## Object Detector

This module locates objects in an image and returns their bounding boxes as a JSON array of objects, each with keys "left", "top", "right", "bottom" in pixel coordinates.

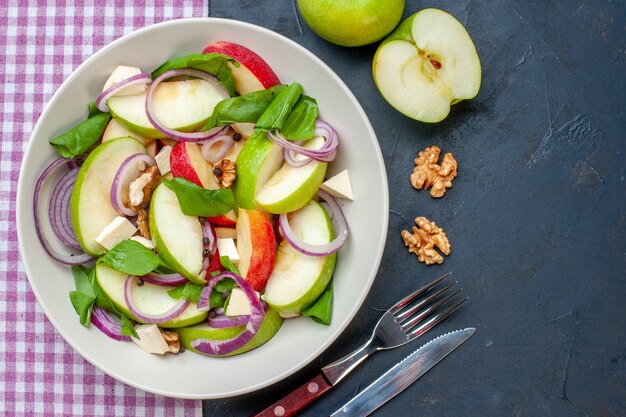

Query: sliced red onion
[
  {"left": 142, "top": 272, "right": 189, "bottom": 287},
  {"left": 48, "top": 168, "right": 81, "bottom": 249},
  {"left": 145, "top": 69, "right": 229, "bottom": 142},
  {"left": 95, "top": 73, "right": 152, "bottom": 112},
  {"left": 34, "top": 157, "right": 95, "bottom": 265},
  {"left": 278, "top": 189, "right": 349, "bottom": 257},
  {"left": 207, "top": 307, "right": 250, "bottom": 328},
  {"left": 91, "top": 305, "right": 132, "bottom": 342},
  {"left": 201, "top": 134, "right": 234, "bottom": 163},
  {"left": 268, "top": 119, "right": 339, "bottom": 166},
  {"left": 202, "top": 221, "right": 217, "bottom": 255},
  {"left": 110, "top": 153, "right": 155, "bottom": 216},
  {"left": 192, "top": 272, "right": 265, "bottom": 355},
  {"left": 124, "top": 276, "right": 190, "bottom": 323}
]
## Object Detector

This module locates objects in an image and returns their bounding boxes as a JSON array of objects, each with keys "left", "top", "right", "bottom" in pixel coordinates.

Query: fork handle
[{"left": 251, "top": 373, "right": 332, "bottom": 417}]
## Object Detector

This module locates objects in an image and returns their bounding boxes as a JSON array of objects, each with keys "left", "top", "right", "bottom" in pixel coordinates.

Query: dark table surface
[{"left": 205, "top": 1, "right": 626, "bottom": 416}]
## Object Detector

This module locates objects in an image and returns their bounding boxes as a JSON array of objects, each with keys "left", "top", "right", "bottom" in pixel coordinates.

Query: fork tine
[
  {"left": 395, "top": 281, "right": 456, "bottom": 322},
  {"left": 407, "top": 297, "right": 468, "bottom": 338},
  {"left": 400, "top": 288, "right": 462, "bottom": 331},
  {"left": 389, "top": 272, "right": 451, "bottom": 314}
]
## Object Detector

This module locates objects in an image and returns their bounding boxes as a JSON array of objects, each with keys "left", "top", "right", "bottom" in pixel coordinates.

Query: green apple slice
[
  {"left": 108, "top": 79, "right": 226, "bottom": 138},
  {"left": 264, "top": 201, "right": 336, "bottom": 313},
  {"left": 255, "top": 136, "right": 327, "bottom": 214},
  {"left": 149, "top": 183, "right": 204, "bottom": 283},
  {"left": 373, "top": 8, "right": 481, "bottom": 123},
  {"left": 70, "top": 137, "right": 145, "bottom": 256},
  {"left": 177, "top": 308, "right": 283, "bottom": 356},
  {"left": 95, "top": 263, "right": 207, "bottom": 328},
  {"left": 233, "top": 132, "right": 284, "bottom": 210}
]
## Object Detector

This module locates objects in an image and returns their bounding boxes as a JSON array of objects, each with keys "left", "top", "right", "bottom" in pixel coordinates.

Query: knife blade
[{"left": 331, "top": 327, "right": 476, "bottom": 417}]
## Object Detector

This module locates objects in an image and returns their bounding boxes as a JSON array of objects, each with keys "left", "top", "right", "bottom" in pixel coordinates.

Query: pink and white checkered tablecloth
[{"left": 0, "top": 1, "right": 208, "bottom": 415}]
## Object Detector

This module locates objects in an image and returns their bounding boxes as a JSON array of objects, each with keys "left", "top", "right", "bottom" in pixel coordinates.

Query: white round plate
[{"left": 16, "top": 18, "right": 388, "bottom": 399}]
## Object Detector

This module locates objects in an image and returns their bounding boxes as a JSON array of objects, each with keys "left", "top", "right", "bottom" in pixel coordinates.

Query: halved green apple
[
  {"left": 70, "top": 137, "right": 146, "bottom": 255},
  {"left": 264, "top": 201, "right": 336, "bottom": 313},
  {"left": 149, "top": 183, "right": 204, "bottom": 283},
  {"left": 233, "top": 132, "right": 283, "bottom": 210},
  {"left": 177, "top": 308, "right": 283, "bottom": 356},
  {"left": 108, "top": 79, "right": 226, "bottom": 138},
  {"left": 95, "top": 263, "right": 207, "bottom": 328},
  {"left": 255, "top": 136, "right": 327, "bottom": 214},
  {"left": 373, "top": 8, "right": 481, "bottom": 123}
]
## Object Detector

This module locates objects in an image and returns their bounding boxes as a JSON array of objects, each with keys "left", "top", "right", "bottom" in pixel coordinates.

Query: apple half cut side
[
  {"left": 202, "top": 41, "right": 281, "bottom": 95},
  {"left": 177, "top": 308, "right": 283, "bottom": 356},
  {"left": 373, "top": 8, "right": 481, "bottom": 123},
  {"left": 149, "top": 183, "right": 205, "bottom": 283},
  {"left": 108, "top": 79, "right": 226, "bottom": 138},
  {"left": 170, "top": 141, "right": 220, "bottom": 189},
  {"left": 264, "top": 200, "right": 336, "bottom": 314},
  {"left": 70, "top": 137, "right": 146, "bottom": 256},
  {"left": 95, "top": 263, "right": 207, "bottom": 328},
  {"left": 236, "top": 209, "right": 276, "bottom": 291}
]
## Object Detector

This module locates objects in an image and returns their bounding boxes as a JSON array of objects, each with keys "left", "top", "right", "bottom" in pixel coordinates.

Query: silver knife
[{"left": 331, "top": 328, "right": 476, "bottom": 417}]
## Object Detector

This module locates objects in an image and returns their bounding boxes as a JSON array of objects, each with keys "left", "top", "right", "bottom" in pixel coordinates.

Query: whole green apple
[{"left": 297, "top": 0, "right": 405, "bottom": 47}]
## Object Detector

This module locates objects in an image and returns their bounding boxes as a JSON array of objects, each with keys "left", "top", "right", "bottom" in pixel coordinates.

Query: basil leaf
[
  {"left": 219, "top": 256, "right": 240, "bottom": 275},
  {"left": 202, "top": 85, "right": 287, "bottom": 130},
  {"left": 167, "top": 282, "right": 204, "bottom": 303},
  {"left": 50, "top": 113, "right": 111, "bottom": 159},
  {"left": 72, "top": 265, "right": 96, "bottom": 299},
  {"left": 69, "top": 266, "right": 96, "bottom": 326},
  {"left": 99, "top": 239, "right": 159, "bottom": 276},
  {"left": 87, "top": 101, "right": 103, "bottom": 118},
  {"left": 255, "top": 83, "right": 303, "bottom": 132},
  {"left": 302, "top": 280, "right": 333, "bottom": 325},
  {"left": 281, "top": 95, "right": 318, "bottom": 140},
  {"left": 164, "top": 178, "right": 234, "bottom": 217},
  {"left": 151, "top": 53, "right": 237, "bottom": 96},
  {"left": 210, "top": 290, "right": 226, "bottom": 309}
]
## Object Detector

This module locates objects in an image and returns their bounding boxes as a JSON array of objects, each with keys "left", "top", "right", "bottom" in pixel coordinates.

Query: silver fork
[{"left": 252, "top": 273, "right": 467, "bottom": 417}]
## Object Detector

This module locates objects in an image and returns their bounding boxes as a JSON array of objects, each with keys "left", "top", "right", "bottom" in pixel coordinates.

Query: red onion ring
[
  {"left": 192, "top": 272, "right": 265, "bottom": 355},
  {"left": 142, "top": 272, "right": 189, "bottom": 287},
  {"left": 95, "top": 73, "right": 152, "bottom": 112},
  {"left": 267, "top": 119, "right": 339, "bottom": 166},
  {"left": 207, "top": 307, "right": 250, "bottom": 328},
  {"left": 48, "top": 168, "right": 81, "bottom": 249},
  {"left": 124, "top": 276, "right": 190, "bottom": 323},
  {"left": 110, "top": 153, "right": 155, "bottom": 216},
  {"left": 91, "top": 305, "right": 132, "bottom": 342},
  {"left": 145, "top": 69, "right": 229, "bottom": 142},
  {"left": 33, "top": 157, "right": 95, "bottom": 265},
  {"left": 201, "top": 135, "right": 234, "bottom": 163},
  {"left": 278, "top": 189, "right": 349, "bottom": 257}
]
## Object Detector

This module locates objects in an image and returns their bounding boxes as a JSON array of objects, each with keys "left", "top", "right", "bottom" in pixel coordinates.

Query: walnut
[
  {"left": 213, "top": 159, "right": 236, "bottom": 188},
  {"left": 129, "top": 166, "right": 161, "bottom": 210},
  {"left": 410, "top": 146, "right": 457, "bottom": 198},
  {"left": 136, "top": 209, "right": 150, "bottom": 239},
  {"left": 401, "top": 217, "right": 451, "bottom": 265},
  {"left": 160, "top": 329, "right": 181, "bottom": 354}
]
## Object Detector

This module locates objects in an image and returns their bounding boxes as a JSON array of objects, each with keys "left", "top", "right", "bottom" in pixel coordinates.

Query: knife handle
[{"left": 251, "top": 373, "right": 332, "bottom": 417}]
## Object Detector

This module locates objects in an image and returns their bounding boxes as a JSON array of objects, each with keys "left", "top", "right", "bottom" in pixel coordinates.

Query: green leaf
[
  {"left": 302, "top": 280, "right": 333, "bottom": 325},
  {"left": 255, "top": 83, "right": 303, "bottom": 132},
  {"left": 72, "top": 265, "right": 95, "bottom": 299},
  {"left": 69, "top": 291, "right": 95, "bottom": 326},
  {"left": 164, "top": 178, "right": 234, "bottom": 217},
  {"left": 202, "top": 85, "right": 287, "bottom": 130},
  {"left": 151, "top": 53, "right": 237, "bottom": 96},
  {"left": 219, "top": 256, "right": 240, "bottom": 275},
  {"left": 50, "top": 113, "right": 111, "bottom": 159},
  {"left": 99, "top": 239, "right": 159, "bottom": 276},
  {"left": 119, "top": 314, "right": 139, "bottom": 338},
  {"left": 281, "top": 95, "right": 318, "bottom": 140},
  {"left": 87, "top": 101, "right": 104, "bottom": 118},
  {"left": 167, "top": 282, "right": 205, "bottom": 303}
]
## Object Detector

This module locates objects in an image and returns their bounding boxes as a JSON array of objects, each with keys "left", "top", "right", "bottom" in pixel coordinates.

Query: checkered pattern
[{"left": 0, "top": 1, "right": 208, "bottom": 415}]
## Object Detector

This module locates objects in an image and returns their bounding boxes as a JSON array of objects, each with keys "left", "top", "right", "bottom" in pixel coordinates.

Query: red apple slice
[
  {"left": 170, "top": 141, "right": 219, "bottom": 189},
  {"left": 202, "top": 42, "right": 281, "bottom": 95},
  {"left": 208, "top": 209, "right": 237, "bottom": 227},
  {"left": 236, "top": 209, "right": 276, "bottom": 291}
]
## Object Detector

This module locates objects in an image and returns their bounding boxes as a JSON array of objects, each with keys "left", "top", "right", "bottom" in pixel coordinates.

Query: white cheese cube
[
  {"left": 130, "top": 235, "right": 155, "bottom": 250},
  {"left": 215, "top": 227, "right": 237, "bottom": 239},
  {"left": 102, "top": 65, "right": 146, "bottom": 96},
  {"left": 225, "top": 287, "right": 260, "bottom": 317},
  {"left": 131, "top": 324, "right": 169, "bottom": 354},
  {"left": 320, "top": 169, "right": 354, "bottom": 201},
  {"left": 95, "top": 216, "right": 138, "bottom": 250},
  {"left": 217, "top": 238, "right": 240, "bottom": 264},
  {"left": 154, "top": 145, "right": 172, "bottom": 175}
]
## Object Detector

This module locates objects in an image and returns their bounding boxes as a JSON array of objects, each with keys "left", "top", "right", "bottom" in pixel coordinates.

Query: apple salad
[{"left": 34, "top": 42, "right": 352, "bottom": 357}]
